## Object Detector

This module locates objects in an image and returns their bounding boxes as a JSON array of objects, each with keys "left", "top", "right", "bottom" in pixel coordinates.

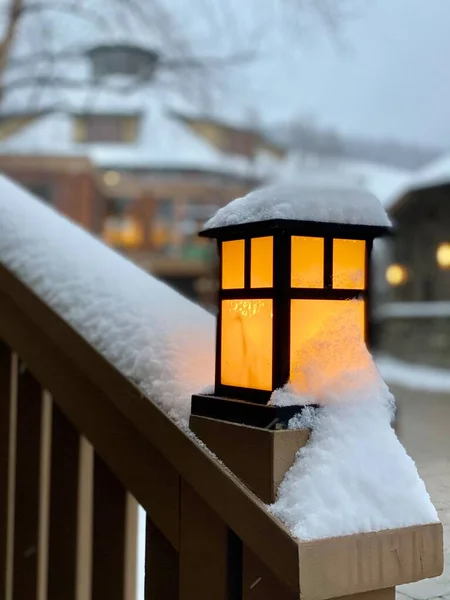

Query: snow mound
[
  {"left": 271, "top": 311, "right": 437, "bottom": 540},
  {"left": 204, "top": 183, "right": 391, "bottom": 230},
  {"left": 0, "top": 176, "right": 215, "bottom": 424},
  {"left": 270, "top": 357, "right": 438, "bottom": 541}
]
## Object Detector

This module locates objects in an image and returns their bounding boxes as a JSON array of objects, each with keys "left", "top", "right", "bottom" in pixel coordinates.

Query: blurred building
[
  {"left": 0, "top": 153, "right": 105, "bottom": 233},
  {"left": 0, "top": 40, "right": 285, "bottom": 305},
  {"left": 376, "top": 155, "right": 450, "bottom": 367}
]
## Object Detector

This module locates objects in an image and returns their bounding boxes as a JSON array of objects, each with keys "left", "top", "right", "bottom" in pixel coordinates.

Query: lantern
[{"left": 191, "top": 188, "right": 391, "bottom": 429}]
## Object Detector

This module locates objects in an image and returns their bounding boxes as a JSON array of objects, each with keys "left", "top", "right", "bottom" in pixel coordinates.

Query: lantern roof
[{"left": 202, "top": 183, "right": 391, "bottom": 239}]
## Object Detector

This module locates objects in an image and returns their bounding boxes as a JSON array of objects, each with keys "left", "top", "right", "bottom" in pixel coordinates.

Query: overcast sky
[{"left": 236, "top": 0, "right": 450, "bottom": 149}]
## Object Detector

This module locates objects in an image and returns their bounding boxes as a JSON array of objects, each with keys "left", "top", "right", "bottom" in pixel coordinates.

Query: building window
[
  {"left": 73, "top": 114, "right": 140, "bottom": 144},
  {"left": 87, "top": 44, "right": 159, "bottom": 80}
]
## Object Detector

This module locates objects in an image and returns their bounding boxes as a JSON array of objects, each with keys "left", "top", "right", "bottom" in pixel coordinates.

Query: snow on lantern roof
[{"left": 203, "top": 183, "right": 392, "bottom": 234}]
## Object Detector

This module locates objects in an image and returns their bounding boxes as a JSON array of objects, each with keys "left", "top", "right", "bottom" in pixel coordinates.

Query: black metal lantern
[{"left": 191, "top": 212, "right": 390, "bottom": 429}]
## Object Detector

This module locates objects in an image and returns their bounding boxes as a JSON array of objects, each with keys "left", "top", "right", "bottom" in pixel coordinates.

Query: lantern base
[{"left": 191, "top": 393, "right": 318, "bottom": 430}]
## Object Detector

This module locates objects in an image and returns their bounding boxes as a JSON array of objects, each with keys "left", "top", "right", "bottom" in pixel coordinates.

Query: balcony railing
[{"left": 0, "top": 181, "right": 299, "bottom": 600}]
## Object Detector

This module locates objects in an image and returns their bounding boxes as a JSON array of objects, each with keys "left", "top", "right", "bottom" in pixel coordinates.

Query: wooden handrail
[{"left": 0, "top": 261, "right": 300, "bottom": 592}]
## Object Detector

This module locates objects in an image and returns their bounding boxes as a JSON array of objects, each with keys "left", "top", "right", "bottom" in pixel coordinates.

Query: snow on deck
[
  {"left": 204, "top": 183, "right": 391, "bottom": 230},
  {"left": 377, "top": 355, "right": 450, "bottom": 394},
  {"left": 377, "top": 301, "right": 450, "bottom": 319}
]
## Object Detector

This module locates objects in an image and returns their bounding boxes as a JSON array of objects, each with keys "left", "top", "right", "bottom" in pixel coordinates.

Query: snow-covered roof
[
  {"left": 383, "top": 153, "right": 450, "bottom": 211},
  {"left": 0, "top": 0, "right": 285, "bottom": 178},
  {"left": 0, "top": 100, "right": 281, "bottom": 179},
  {"left": 204, "top": 183, "right": 391, "bottom": 231},
  {"left": 275, "top": 153, "right": 412, "bottom": 209}
]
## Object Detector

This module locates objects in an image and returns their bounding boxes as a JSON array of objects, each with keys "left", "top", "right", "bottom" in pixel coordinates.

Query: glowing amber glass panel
[
  {"left": 291, "top": 236, "right": 324, "bottom": 288},
  {"left": 221, "top": 239, "right": 245, "bottom": 289},
  {"left": 221, "top": 299, "right": 273, "bottom": 390},
  {"left": 333, "top": 239, "right": 366, "bottom": 289},
  {"left": 251, "top": 236, "right": 273, "bottom": 288},
  {"left": 290, "top": 299, "right": 365, "bottom": 392}
]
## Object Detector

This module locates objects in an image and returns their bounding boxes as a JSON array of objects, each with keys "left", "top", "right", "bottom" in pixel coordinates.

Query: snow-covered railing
[
  {"left": 0, "top": 178, "right": 444, "bottom": 600},
  {"left": 0, "top": 179, "right": 299, "bottom": 599}
]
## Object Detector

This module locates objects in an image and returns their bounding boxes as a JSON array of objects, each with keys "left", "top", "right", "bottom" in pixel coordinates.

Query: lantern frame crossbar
[
  {"left": 220, "top": 289, "right": 365, "bottom": 301},
  {"left": 200, "top": 219, "right": 390, "bottom": 241}
]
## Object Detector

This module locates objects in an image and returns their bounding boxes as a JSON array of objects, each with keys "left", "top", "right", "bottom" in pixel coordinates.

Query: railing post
[
  {"left": 92, "top": 452, "right": 130, "bottom": 600},
  {"left": 124, "top": 494, "right": 139, "bottom": 600},
  {"left": 12, "top": 363, "right": 44, "bottom": 600},
  {"left": 179, "top": 479, "right": 242, "bottom": 600},
  {"left": 37, "top": 391, "right": 52, "bottom": 600},
  {"left": 76, "top": 438, "right": 94, "bottom": 600},
  {"left": 47, "top": 401, "right": 82, "bottom": 600},
  {"left": 145, "top": 517, "right": 179, "bottom": 599},
  {"left": 242, "top": 546, "right": 296, "bottom": 600},
  {"left": 0, "top": 343, "right": 17, "bottom": 600}
]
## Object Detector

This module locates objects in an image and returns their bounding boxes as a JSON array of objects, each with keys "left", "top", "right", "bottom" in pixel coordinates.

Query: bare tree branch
[
  {"left": 0, "top": 1, "right": 112, "bottom": 31},
  {"left": 0, "top": 0, "right": 353, "bottom": 112},
  {"left": 0, "top": 0, "right": 23, "bottom": 78}
]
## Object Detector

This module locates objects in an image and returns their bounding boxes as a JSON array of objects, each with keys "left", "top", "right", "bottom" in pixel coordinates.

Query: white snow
[
  {"left": 270, "top": 308, "right": 437, "bottom": 540},
  {"left": 377, "top": 301, "right": 450, "bottom": 319},
  {"left": 377, "top": 355, "right": 450, "bottom": 393},
  {"left": 0, "top": 176, "right": 215, "bottom": 424},
  {"left": 271, "top": 353, "right": 439, "bottom": 541},
  {"left": 204, "top": 183, "right": 391, "bottom": 230}
]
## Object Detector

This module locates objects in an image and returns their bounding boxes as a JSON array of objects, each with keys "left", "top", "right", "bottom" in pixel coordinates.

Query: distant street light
[
  {"left": 437, "top": 243, "right": 450, "bottom": 269},
  {"left": 385, "top": 263, "right": 409, "bottom": 286}
]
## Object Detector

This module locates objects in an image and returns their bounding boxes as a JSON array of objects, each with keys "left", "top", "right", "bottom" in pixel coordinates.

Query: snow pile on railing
[
  {"left": 0, "top": 176, "right": 214, "bottom": 424},
  {"left": 271, "top": 329, "right": 439, "bottom": 540}
]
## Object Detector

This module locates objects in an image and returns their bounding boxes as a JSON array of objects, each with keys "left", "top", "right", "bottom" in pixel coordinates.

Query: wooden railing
[{"left": 0, "top": 259, "right": 300, "bottom": 599}]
